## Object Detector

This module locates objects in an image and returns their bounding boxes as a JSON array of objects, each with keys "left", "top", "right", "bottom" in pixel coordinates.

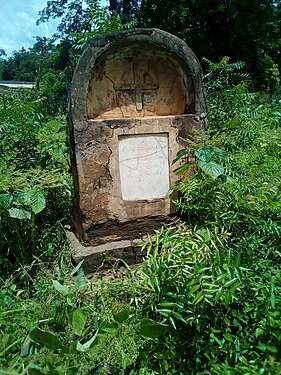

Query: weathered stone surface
[
  {"left": 67, "top": 229, "right": 146, "bottom": 273},
  {"left": 85, "top": 216, "right": 173, "bottom": 245},
  {"left": 87, "top": 45, "right": 189, "bottom": 119},
  {"left": 68, "top": 28, "right": 207, "bottom": 266}
]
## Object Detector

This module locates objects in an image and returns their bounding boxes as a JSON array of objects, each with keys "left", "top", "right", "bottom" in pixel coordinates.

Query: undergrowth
[
  {"left": 0, "top": 60, "right": 280, "bottom": 374},
  {"left": 0, "top": 90, "right": 71, "bottom": 275}
]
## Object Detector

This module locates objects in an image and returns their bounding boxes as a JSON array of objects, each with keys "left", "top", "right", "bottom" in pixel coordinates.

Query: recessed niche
[{"left": 87, "top": 44, "right": 194, "bottom": 119}]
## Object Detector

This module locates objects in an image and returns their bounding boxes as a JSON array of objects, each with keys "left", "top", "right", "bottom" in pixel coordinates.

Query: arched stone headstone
[{"left": 68, "top": 28, "right": 207, "bottom": 271}]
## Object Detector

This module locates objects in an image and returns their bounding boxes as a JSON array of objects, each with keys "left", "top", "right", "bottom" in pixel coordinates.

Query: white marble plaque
[{"left": 118, "top": 133, "right": 170, "bottom": 200}]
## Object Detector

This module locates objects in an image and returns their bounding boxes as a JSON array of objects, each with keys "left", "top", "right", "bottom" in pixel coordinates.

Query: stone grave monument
[{"left": 67, "top": 28, "right": 207, "bottom": 272}]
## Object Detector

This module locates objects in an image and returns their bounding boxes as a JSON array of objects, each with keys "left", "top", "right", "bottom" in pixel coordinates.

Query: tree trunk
[
  {"left": 109, "top": 0, "right": 118, "bottom": 11},
  {"left": 122, "top": 0, "right": 131, "bottom": 16}
]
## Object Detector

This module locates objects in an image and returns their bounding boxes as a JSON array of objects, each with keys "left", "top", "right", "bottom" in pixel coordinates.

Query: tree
[
  {"left": 0, "top": 49, "right": 6, "bottom": 60},
  {"left": 31, "top": 37, "right": 55, "bottom": 55},
  {"left": 37, "top": 0, "right": 93, "bottom": 39},
  {"left": 36, "top": 0, "right": 281, "bottom": 90},
  {"left": 0, "top": 50, "right": 7, "bottom": 77},
  {"left": 37, "top": 1, "right": 138, "bottom": 39},
  {"left": 139, "top": 0, "right": 281, "bottom": 90}
]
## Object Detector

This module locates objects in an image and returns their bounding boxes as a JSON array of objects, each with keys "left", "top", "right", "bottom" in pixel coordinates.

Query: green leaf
[
  {"left": 76, "top": 330, "right": 99, "bottom": 352},
  {"left": 198, "top": 160, "right": 224, "bottom": 179},
  {"left": 21, "top": 335, "right": 32, "bottom": 357},
  {"left": 210, "top": 333, "right": 223, "bottom": 346},
  {"left": 58, "top": 255, "right": 66, "bottom": 277},
  {"left": 8, "top": 207, "right": 31, "bottom": 220},
  {"left": 197, "top": 228, "right": 211, "bottom": 242},
  {"left": 224, "top": 278, "right": 238, "bottom": 287},
  {"left": 12, "top": 188, "right": 46, "bottom": 214},
  {"left": 140, "top": 319, "right": 170, "bottom": 339},
  {"left": 195, "top": 146, "right": 214, "bottom": 162},
  {"left": 213, "top": 147, "right": 227, "bottom": 160},
  {"left": 100, "top": 321, "right": 118, "bottom": 333},
  {"left": 29, "top": 190, "right": 46, "bottom": 214},
  {"left": 225, "top": 292, "right": 231, "bottom": 307},
  {"left": 255, "top": 328, "right": 263, "bottom": 338},
  {"left": 41, "top": 143, "right": 53, "bottom": 151},
  {"left": 169, "top": 316, "right": 176, "bottom": 329},
  {"left": 192, "top": 290, "right": 204, "bottom": 305},
  {"left": 257, "top": 344, "right": 267, "bottom": 351},
  {"left": 70, "top": 259, "right": 84, "bottom": 276},
  {"left": 267, "top": 346, "right": 278, "bottom": 353},
  {"left": 74, "top": 267, "right": 86, "bottom": 289},
  {"left": 14, "top": 188, "right": 32, "bottom": 205},
  {"left": 225, "top": 175, "right": 237, "bottom": 185},
  {"left": 72, "top": 309, "right": 87, "bottom": 336},
  {"left": 161, "top": 301, "right": 176, "bottom": 308},
  {"left": 157, "top": 308, "right": 172, "bottom": 316},
  {"left": 55, "top": 145, "right": 68, "bottom": 154},
  {"left": 30, "top": 327, "right": 63, "bottom": 350},
  {"left": 234, "top": 267, "right": 242, "bottom": 281},
  {"left": 173, "top": 163, "right": 190, "bottom": 175},
  {"left": 270, "top": 292, "right": 276, "bottom": 308},
  {"left": 172, "top": 311, "right": 186, "bottom": 323},
  {"left": 76, "top": 341, "right": 86, "bottom": 352},
  {"left": 162, "top": 359, "right": 169, "bottom": 372},
  {"left": 223, "top": 333, "right": 233, "bottom": 341},
  {"left": 172, "top": 149, "right": 188, "bottom": 164},
  {"left": 189, "top": 284, "right": 201, "bottom": 294},
  {"left": 270, "top": 279, "right": 276, "bottom": 308},
  {"left": 0, "top": 193, "right": 13, "bottom": 212},
  {"left": 52, "top": 280, "right": 69, "bottom": 296},
  {"left": 154, "top": 352, "right": 164, "bottom": 359},
  {"left": 28, "top": 367, "right": 45, "bottom": 375},
  {"left": 113, "top": 308, "right": 130, "bottom": 323}
]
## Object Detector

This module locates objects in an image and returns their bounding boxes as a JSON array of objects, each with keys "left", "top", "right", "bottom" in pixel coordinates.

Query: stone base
[{"left": 66, "top": 229, "right": 147, "bottom": 273}]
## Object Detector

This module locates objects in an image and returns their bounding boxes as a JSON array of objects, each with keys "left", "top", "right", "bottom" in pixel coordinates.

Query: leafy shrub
[
  {"left": 39, "top": 70, "right": 67, "bottom": 117},
  {"left": 133, "top": 226, "right": 281, "bottom": 374},
  {"left": 131, "top": 61, "right": 281, "bottom": 374},
  {"left": 0, "top": 91, "right": 71, "bottom": 273},
  {"left": 0, "top": 261, "right": 144, "bottom": 375}
]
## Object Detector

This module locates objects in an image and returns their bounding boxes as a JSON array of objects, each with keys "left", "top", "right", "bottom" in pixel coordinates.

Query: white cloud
[{"left": 0, "top": 0, "right": 110, "bottom": 56}]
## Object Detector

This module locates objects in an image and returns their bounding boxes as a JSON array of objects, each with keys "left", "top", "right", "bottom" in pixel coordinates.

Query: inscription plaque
[{"left": 118, "top": 134, "right": 169, "bottom": 200}]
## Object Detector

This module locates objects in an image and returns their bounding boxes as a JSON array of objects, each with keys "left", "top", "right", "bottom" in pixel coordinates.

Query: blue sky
[
  {"left": 0, "top": 0, "right": 61, "bottom": 56},
  {"left": 0, "top": 0, "right": 108, "bottom": 57}
]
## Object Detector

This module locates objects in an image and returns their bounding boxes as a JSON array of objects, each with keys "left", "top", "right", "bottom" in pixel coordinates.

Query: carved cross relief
[{"left": 114, "top": 63, "right": 159, "bottom": 111}]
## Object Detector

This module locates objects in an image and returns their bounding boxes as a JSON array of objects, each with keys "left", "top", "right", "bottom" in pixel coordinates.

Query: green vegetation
[
  {"left": 0, "top": 89, "right": 71, "bottom": 274},
  {"left": 0, "top": 1, "right": 281, "bottom": 374},
  {"left": 1, "top": 1, "right": 281, "bottom": 91},
  {"left": 1, "top": 58, "right": 280, "bottom": 374},
  {"left": 32, "top": 0, "right": 281, "bottom": 91}
]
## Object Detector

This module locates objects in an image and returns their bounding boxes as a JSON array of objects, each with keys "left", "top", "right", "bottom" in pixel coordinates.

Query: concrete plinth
[{"left": 66, "top": 229, "right": 147, "bottom": 273}]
